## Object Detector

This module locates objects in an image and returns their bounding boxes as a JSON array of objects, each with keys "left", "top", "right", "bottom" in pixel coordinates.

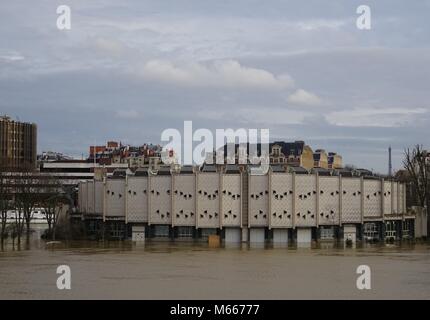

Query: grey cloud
[{"left": 1, "top": 0, "right": 430, "bottom": 173}]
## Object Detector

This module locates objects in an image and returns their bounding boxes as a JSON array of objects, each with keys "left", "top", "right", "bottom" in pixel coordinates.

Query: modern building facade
[
  {"left": 0, "top": 115, "right": 37, "bottom": 169},
  {"left": 76, "top": 165, "right": 414, "bottom": 243}
]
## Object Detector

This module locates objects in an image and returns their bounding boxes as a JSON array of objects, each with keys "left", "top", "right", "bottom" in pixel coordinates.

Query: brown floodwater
[{"left": 0, "top": 225, "right": 429, "bottom": 300}]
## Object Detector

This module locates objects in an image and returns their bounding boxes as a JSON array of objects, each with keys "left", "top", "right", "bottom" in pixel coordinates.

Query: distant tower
[{"left": 388, "top": 146, "right": 392, "bottom": 177}]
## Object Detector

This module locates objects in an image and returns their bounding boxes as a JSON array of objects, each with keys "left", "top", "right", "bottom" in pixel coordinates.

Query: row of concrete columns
[{"left": 131, "top": 225, "right": 358, "bottom": 245}]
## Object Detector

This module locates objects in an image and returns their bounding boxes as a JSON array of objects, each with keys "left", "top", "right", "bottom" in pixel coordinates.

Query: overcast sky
[{"left": 1, "top": 0, "right": 429, "bottom": 172}]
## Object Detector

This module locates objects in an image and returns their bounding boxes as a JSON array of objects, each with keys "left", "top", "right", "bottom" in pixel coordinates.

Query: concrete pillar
[
  {"left": 224, "top": 228, "right": 241, "bottom": 243},
  {"left": 273, "top": 229, "right": 288, "bottom": 245},
  {"left": 413, "top": 206, "right": 428, "bottom": 238},
  {"left": 297, "top": 228, "right": 312, "bottom": 246},
  {"left": 241, "top": 227, "right": 249, "bottom": 242},
  {"left": 249, "top": 228, "right": 265, "bottom": 243},
  {"left": 132, "top": 225, "right": 146, "bottom": 242}
]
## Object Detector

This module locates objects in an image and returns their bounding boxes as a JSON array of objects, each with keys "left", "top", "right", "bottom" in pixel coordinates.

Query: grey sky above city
[{"left": 1, "top": 0, "right": 429, "bottom": 172}]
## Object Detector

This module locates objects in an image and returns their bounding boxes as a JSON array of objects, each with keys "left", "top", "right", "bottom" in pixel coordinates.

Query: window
[
  {"left": 88, "top": 220, "right": 100, "bottom": 234},
  {"left": 385, "top": 221, "right": 396, "bottom": 239},
  {"left": 154, "top": 225, "right": 169, "bottom": 237},
  {"left": 320, "top": 227, "right": 334, "bottom": 240},
  {"left": 402, "top": 220, "right": 411, "bottom": 239},
  {"left": 364, "top": 223, "right": 379, "bottom": 241},
  {"left": 177, "top": 226, "right": 193, "bottom": 237},
  {"left": 109, "top": 223, "right": 125, "bottom": 239}
]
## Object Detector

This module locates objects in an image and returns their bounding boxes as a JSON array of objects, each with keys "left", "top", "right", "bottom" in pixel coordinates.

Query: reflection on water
[
  {"left": 0, "top": 224, "right": 429, "bottom": 299},
  {"left": 0, "top": 223, "right": 427, "bottom": 254}
]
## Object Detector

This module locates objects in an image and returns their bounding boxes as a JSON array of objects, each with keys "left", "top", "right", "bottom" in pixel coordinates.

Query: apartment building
[{"left": 0, "top": 115, "right": 37, "bottom": 169}]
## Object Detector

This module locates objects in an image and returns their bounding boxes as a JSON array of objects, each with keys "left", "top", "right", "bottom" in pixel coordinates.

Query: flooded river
[{"left": 0, "top": 226, "right": 429, "bottom": 299}]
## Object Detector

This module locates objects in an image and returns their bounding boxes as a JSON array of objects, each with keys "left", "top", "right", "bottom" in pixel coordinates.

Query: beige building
[
  {"left": 126, "top": 154, "right": 146, "bottom": 168},
  {"left": 328, "top": 152, "right": 343, "bottom": 169},
  {"left": 217, "top": 141, "right": 340, "bottom": 171},
  {"left": 313, "top": 149, "right": 329, "bottom": 169},
  {"left": 270, "top": 141, "right": 314, "bottom": 170},
  {"left": 0, "top": 115, "right": 37, "bottom": 169},
  {"left": 313, "top": 150, "right": 343, "bottom": 169}
]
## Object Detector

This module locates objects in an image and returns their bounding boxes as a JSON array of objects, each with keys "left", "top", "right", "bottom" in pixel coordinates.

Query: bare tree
[
  {"left": 8, "top": 224, "right": 18, "bottom": 250},
  {"left": 13, "top": 165, "right": 39, "bottom": 245},
  {"left": 45, "top": 200, "right": 64, "bottom": 241},
  {"left": 12, "top": 199, "right": 26, "bottom": 247},
  {"left": 41, "top": 175, "right": 64, "bottom": 240},
  {"left": 0, "top": 168, "right": 11, "bottom": 250},
  {"left": 344, "top": 164, "right": 357, "bottom": 171},
  {"left": 403, "top": 145, "right": 430, "bottom": 229}
]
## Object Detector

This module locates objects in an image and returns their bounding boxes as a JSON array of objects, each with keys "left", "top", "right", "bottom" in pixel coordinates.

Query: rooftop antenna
[{"left": 388, "top": 145, "right": 392, "bottom": 177}]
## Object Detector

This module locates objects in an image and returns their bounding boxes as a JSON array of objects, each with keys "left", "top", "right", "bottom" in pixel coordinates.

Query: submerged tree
[
  {"left": 41, "top": 175, "right": 64, "bottom": 240},
  {"left": 13, "top": 165, "right": 40, "bottom": 245},
  {"left": 403, "top": 145, "right": 430, "bottom": 229},
  {"left": 0, "top": 168, "right": 11, "bottom": 250}
]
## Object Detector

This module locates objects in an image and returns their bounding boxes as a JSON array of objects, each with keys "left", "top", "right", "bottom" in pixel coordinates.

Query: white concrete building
[{"left": 77, "top": 165, "right": 416, "bottom": 243}]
